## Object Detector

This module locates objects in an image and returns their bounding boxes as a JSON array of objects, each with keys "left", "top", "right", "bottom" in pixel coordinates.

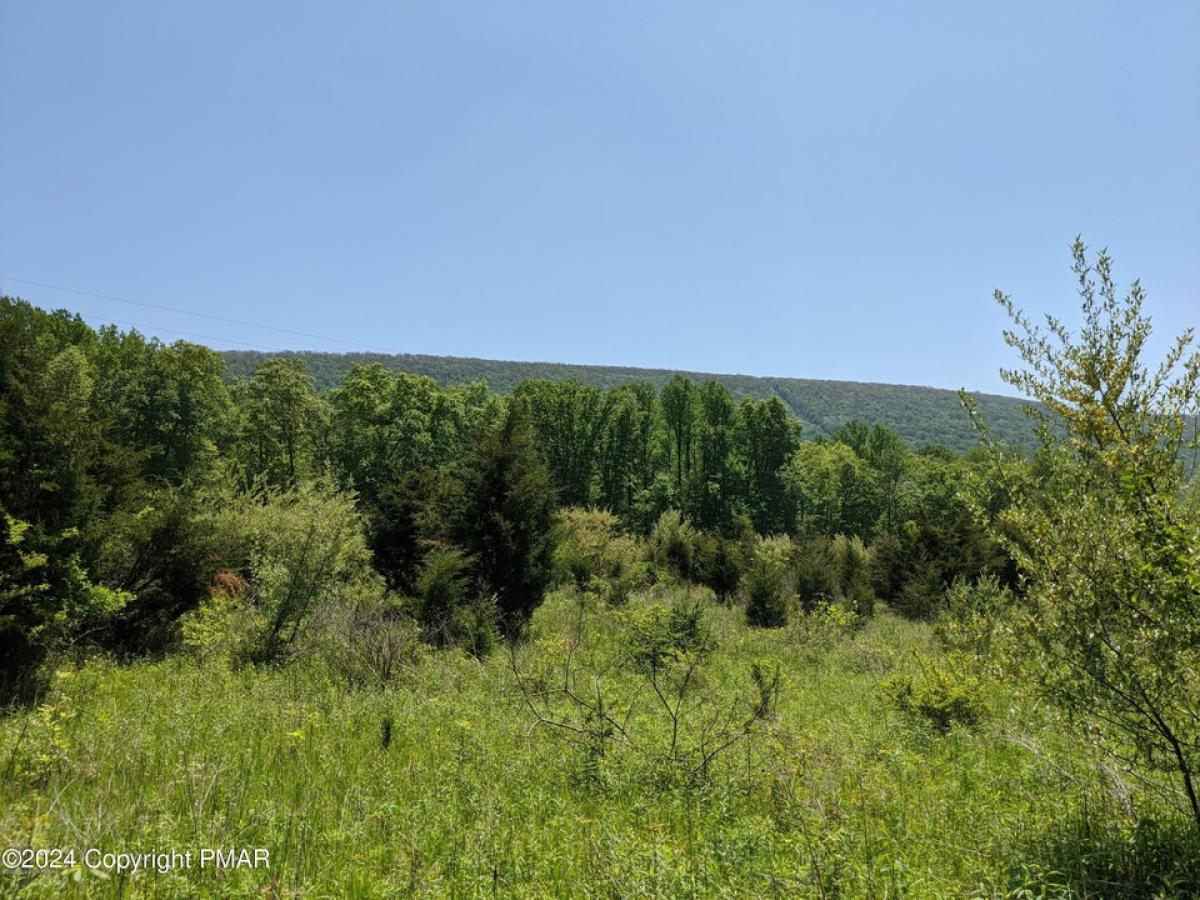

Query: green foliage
[
  {"left": 659, "top": 375, "right": 699, "bottom": 497},
  {"left": 314, "top": 590, "right": 423, "bottom": 687},
  {"left": 789, "top": 536, "right": 840, "bottom": 610},
  {"left": 742, "top": 536, "right": 791, "bottom": 628},
  {"left": 551, "top": 507, "right": 645, "bottom": 607},
  {"left": 737, "top": 396, "right": 800, "bottom": 534},
  {"left": 831, "top": 534, "right": 875, "bottom": 620},
  {"left": 230, "top": 357, "right": 326, "bottom": 489},
  {"left": 893, "top": 561, "right": 944, "bottom": 621},
  {"left": 784, "top": 440, "right": 879, "bottom": 537},
  {"left": 327, "top": 364, "right": 486, "bottom": 507},
  {"left": 0, "top": 511, "right": 130, "bottom": 699},
  {"left": 883, "top": 661, "right": 985, "bottom": 733},
  {"left": 96, "top": 337, "right": 231, "bottom": 483},
  {"left": 455, "top": 405, "right": 558, "bottom": 638},
  {"left": 513, "top": 380, "right": 608, "bottom": 507},
  {"left": 595, "top": 383, "right": 657, "bottom": 520},
  {"left": 626, "top": 595, "right": 715, "bottom": 673},
  {"left": 688, "top": 380, "right": 738, "bottom": 531},
  {"left": 967, "top": 238, "right": 1200, "bottom": 832},
  {"left": 938, "top": 574, "right": 1015, "bottom": 671},
  {"left": 692, "top": 532, "right": 747, "bottom": 603},
  {"left": 869, "top": 453, "right": 1014, "bottom": 620},
  {"left": 95, "top": 484, "right": 238, "bottom": 653},
  {"left": 181, "top": 482, "right": 376, "bottom": 664},
  {"left": 220, "top": 348, "right": 1038, "bottom": 452},
  {"left": 789, "top": 596, "right": 860, "bottom": 651},
  {"left": 179, "top": 573, "right": 259, "bottom": 662},
  {"left": 411, "top": 546, "right": 497, "bottom": 656},
  {"left": 364, "top": 470, "right": 438, "bottom": 595},
  {"left": 647, "top": 509, "right": 699, "bottom": 581},
  {"left": 413, "top": 547, "right": 471, "bottom": 645}
]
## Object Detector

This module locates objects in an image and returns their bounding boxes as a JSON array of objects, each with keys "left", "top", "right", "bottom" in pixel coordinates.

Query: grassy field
[{"left": 2, "top": 589, "right": 1197, "bottom": 898}]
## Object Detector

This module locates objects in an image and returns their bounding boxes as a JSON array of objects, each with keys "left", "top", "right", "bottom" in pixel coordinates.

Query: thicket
[{"left": 0, "top": 293, "right": 1017, "bottom": 701}]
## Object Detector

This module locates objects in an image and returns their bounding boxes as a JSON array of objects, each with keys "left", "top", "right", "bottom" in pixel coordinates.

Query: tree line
[
  {"left": 0, "top": 294, "right": 1006, "bottom": 694},
  {"left": 219, "top": 349, "right": 1041, "bottom": 453}
]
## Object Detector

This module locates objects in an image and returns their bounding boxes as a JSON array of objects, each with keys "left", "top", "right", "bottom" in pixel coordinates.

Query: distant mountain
[{"left": 220, "top": 350, "right": 1036, "bottom": 453}]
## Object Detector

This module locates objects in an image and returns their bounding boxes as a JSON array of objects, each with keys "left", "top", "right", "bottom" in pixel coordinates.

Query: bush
[
  {"left": 938, "top": 574, "right": 1015, "bottom": 673},
  {"left": 180, "top": 571, "right": 260, "bottom": 661},
  {"left": 648, "top": 510, "right": 700, "bottom": 581},
  {"left": 627, "top": 596, "right": 715, "bottom": 673},
  {"left": 94, "top": 484, "right": 232, "bottom": 655},
  {"left": 790, "top": 598, "right": 859, "bottom": 653},
  {"left": 832, "top": 535, "right": 875, "bottom": 620},
  {"left": 893, "top": 562, "right": 943, "bottom": 621},
  {"left": 791, "top": 537, "right": 840, "bottom": 612},
  {"left": 743, "top": 537, "right": 791, "bottom": 628},
  {"left": 552, "top": 507, "right": 643, "bottom": 600},
  {"left": 454, "top": 405, "right": 557, "bottom": 638},
  {"left": 314, "top": 590, "right": 423, "bottom": 686},
  {"left": 1, "top": 512, "right": 130, "bottom": 700},
  {"left": 883, "top": 662, "right": 984, "bottom": 732},
  {"left": 180, "top": 482, "right": 378, "bottom": 664},
  {"left": 365, "top": 470, "right": 441, "bottom": 594},
  {"left": 414, "top": 546, "right": 497, "bottom": 656},
  {"left": 693, "top": 533, "right": 746, "bottom": 604}
]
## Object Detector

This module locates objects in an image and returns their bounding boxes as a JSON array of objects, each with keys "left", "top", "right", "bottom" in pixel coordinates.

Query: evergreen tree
[{"left": 455, "top": 405, "right": 557, "bottom": 637}]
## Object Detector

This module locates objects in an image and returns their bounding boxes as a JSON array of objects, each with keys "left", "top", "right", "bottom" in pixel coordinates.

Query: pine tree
[{"left": 455, "top": 404, "right": 557, "bottom": 638}]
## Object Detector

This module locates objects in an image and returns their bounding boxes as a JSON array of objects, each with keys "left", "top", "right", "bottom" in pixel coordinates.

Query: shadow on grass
[{"left": 1003, "top": 813, "right": 1200, "bottom": 898}]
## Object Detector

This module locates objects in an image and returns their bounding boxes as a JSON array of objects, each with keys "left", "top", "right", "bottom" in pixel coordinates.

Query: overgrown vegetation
[{"left": 1, "top": 240, "right": 1197, "bottom": 895}]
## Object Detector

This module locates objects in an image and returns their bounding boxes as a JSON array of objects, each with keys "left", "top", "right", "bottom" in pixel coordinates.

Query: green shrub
[
  {"left": 414, "top": 546, "right": 498, "bottom": 656},
  {"left": 791, "top": 537, "right": 839, "bottom": 611},
  {"left": 893, "top": 562, "right": 944, "bottom": 621},
  {"left": 627, "top": 596, "right": 715, "bottom": 673},
  {"left": 648, "top": 510, "right": 699, "bottom": 581},
  {"left": 453, "top": 405, "right": 557, "bottom": 638},
  {"left": 938, "top": 574, "right": 1014, "bottom": 666},
  {"left": 743, "top": 537, "right": 791, "bottom": 628},
  {"left": 832, "top": 534, "right": 875, "bottom": 620},
  {"left": 180, "top": 579, "right": 260, "bottom": 662},
  {"left": 693, "top": 534, "right": 746, "bottom": 604},
  {"left": 1, "top": 512, "right": 130, "bottom": 699},
  {"left": 365, "top": 470, "right": 441, "bottom": 594},
  {"left": 240, "top": 483, "right": 376, "bottom": 662},
  {"left": 94, "top": 484, "right": 232, "bottom": 655},
  {"left": 883, "top": 662, "right": 984, "bottom": 732},
  {"left": 179, "top": 482, "right": 378, "bottom": 664},
  {"left": 552, "top": 507, "right": 644, "bottom": 603},
  {"left": 791, "top": 597, "right": 859, "bottom": 652}
]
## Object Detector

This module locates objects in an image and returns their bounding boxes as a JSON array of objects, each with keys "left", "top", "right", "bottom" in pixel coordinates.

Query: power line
[
  {"left": 0, "top": 274, "right": 401, "bottom": 354},
  {"left": 72, "top": 310, "right": 292, "bottom": 352}
]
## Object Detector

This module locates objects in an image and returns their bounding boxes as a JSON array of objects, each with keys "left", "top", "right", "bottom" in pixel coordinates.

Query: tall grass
[{"left": 1, "top": 590, "right": 1196, "bottom": 897}]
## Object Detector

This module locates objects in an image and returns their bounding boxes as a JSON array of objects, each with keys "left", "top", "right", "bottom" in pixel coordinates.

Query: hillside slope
[{"left": 221, "top": 350, "right": 1035, "bottom": 452}]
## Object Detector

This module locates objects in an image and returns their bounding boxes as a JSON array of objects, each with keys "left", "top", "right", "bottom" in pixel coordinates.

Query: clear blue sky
[{"left": 2, "top": 2, "right": 1197, "bottom": 394}]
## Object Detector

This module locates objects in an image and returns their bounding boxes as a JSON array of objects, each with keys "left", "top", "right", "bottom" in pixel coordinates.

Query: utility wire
[
  {"left": 72, "top": 310, "right": 292, "bottom": 352},
  {"left": 0, "top": 274, "right": 401, "bottom": 354}
]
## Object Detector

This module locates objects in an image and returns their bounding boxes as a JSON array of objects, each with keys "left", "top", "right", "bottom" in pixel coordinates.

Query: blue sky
[{"left": 2, "top": 2, "right": 1197, "bottom": 394}]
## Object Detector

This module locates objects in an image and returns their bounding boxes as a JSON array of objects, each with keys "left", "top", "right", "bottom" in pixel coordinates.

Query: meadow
[{"left": 3, "top": 586, "right": 1197, "bottom": 898}]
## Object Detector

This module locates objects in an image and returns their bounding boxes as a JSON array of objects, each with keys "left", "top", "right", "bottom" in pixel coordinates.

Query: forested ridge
[
  {"left": 221, "top": 349, "right": 1038, "bottom": 452},
  {"left": 2, "top": 243, "right": 1199, "bottom": 896}
]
